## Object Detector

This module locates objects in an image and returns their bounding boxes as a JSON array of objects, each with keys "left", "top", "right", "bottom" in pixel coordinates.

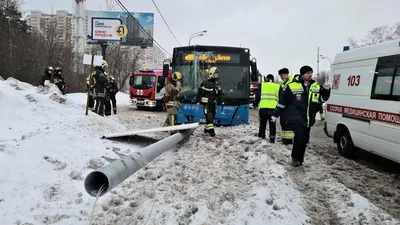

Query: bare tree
[
  {"left": 348, "top": 22, "right": 400, "bottom": 48},
  {"left": 105, "top": 45, "right": 141, "bottom": 92}
]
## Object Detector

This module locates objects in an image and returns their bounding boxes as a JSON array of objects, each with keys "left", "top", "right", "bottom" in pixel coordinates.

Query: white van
[{"left": 324, "top": 39, "right": 400, "bottom": 163}]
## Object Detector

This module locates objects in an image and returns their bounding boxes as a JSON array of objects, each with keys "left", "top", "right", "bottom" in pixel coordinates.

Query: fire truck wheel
[{"left": 336, "top": 127, "right": 357, "bottom": 158}]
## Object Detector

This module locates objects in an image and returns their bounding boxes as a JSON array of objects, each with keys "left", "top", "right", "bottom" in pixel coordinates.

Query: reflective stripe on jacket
[{"left": 273, "top": 78, "right": 331, "bottom": 127}]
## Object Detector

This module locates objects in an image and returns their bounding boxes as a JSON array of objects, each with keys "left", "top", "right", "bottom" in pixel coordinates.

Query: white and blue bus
[{"left": 162, "top": 45, "right": 259, "bottom": 126}]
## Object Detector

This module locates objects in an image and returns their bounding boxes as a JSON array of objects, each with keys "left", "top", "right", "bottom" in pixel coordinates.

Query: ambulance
[{"left": 324, "top": 39, "right": 400, "bottom": 163}]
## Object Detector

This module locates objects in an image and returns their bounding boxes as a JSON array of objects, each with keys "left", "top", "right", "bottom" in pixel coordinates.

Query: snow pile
[
  {"left": 91, "top": 126, "right": 309, "bottom": 225},
  {"left": 0, "top": 78, "right": 145, "bottom": 225}
]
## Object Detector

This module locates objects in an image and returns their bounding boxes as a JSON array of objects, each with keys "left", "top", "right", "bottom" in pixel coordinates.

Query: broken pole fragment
[{"left": 84, "top": 124, "right": 198, "bottom": 197}]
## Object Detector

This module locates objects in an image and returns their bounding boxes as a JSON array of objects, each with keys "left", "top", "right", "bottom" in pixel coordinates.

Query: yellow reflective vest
[
  {"left": 259, "top": 82, "right": 280, "bottom": 109},
  {"left": 280, "top": 75, "right": 294, "bottom": 89}
]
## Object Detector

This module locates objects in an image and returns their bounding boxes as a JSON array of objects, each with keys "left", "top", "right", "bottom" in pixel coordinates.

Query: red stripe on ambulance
[{"left": 327, "top": 104, "right": 400, "bottom": 126}]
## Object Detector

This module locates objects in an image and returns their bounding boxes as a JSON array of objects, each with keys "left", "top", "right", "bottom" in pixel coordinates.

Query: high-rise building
[{"left": 26, "top": 10, "right": 73, "bottom": 45}]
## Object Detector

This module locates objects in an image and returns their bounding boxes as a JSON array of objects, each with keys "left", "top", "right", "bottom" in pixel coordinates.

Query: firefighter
[
  {"left": 104, "top": 75, "right": 118, "bottom": 116},
  {"left": 254, "top": 74, "right": 281, "bottom": 143},
  {"left": 278, "top": 68, "right": 295, "bottom": 145},
  {"left": 196, "top": 67, "right": 224, "bottom": 137},
  {"left": 109, "top": 76, "right": 118, "bottom": 114},
  {"left": 40, "top": 66, "right": 54, "bottom": 87},
  {"left": 272, "top": 66, "right": 331, "bottom": 166},
  {"left": 87, "top": 75, "right": 95, "bottom": 112},
  {"left": 163, "top": 71, "right": 182, "bottom": 127},
  {"left": 93, "top": 60, "right": 109, "bottom": 116},
  {"left": 51, "top": 67, "right": 67, "bottom": 94}
]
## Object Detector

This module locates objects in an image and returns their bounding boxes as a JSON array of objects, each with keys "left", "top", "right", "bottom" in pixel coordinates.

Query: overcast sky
[{"left": 21, "top": 0, "right": 400, "bottom": 75}]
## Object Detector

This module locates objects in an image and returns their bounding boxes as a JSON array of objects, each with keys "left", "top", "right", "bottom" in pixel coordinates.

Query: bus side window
[{"left": 371, "top": 54, "right": 400, "bottom": 101}]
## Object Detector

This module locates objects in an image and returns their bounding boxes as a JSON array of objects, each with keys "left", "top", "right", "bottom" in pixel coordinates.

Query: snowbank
[{"left": 0, "top": 78, "right": 144, "bottom": 225}]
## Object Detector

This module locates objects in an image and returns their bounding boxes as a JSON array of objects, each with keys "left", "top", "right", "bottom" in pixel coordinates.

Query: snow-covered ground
[{"left": 0, "top": 77, "right": 399, "bottom": 225}]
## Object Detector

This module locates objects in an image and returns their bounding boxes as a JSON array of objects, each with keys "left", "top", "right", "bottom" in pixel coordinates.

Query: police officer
[
  {"left": 52, "top": 67, "right": 67, "bottom": 94},
  {"left": 254, "top": 74, "right": 281, "bottom": 143},
  {"left": 272, "top": 66, "right": 331, "bottom": 166},
  {"left": 40, "top": 66, "right": 54, "bottom": 87},
  {"left": 278, "top": 68, "right": 295, "bottom": 145},
  {"left": 196, "top": 67, "right": 224, "bottom": 137},
  {"left": 163, "top": 71, "right": 182, "bottom": 127},
  {"left": 93, "top": 60, "right": 109, "bottom": 116}
]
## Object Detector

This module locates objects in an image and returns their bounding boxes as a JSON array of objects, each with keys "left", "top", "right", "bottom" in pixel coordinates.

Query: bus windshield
[{"left": 173, "top": 49, "right": 250, "bottom": 105}]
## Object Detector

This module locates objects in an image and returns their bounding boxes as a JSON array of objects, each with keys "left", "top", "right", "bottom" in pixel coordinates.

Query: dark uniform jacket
[
  {"left": 273, "top": 78, "right": 331, "bottom": 127},
  {"left": 93, "top": 67, "right": 108, "bottom": 98},
  {"left": 196, "top": 78, "right": 224, "bottom": 105}
]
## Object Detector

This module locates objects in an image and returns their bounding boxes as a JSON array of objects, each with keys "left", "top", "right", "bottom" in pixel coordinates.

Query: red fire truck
[
  {"left": 249, "top": 71, "right": 262, "bottom": 107},
  {"left": 129, "top": 69, "right": 172, "bottom": 110}
]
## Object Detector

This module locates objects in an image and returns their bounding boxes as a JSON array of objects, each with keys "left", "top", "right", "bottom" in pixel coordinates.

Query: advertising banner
[{"left": 87, "top": 10, "right": 154, "bottom": 47}]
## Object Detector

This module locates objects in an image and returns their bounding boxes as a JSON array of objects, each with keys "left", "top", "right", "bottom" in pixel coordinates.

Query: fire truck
[
  {"left": 129, "top": 69, "right": 172, "bottom": 110},
  {"left": 249, "top": 71, "right": 262, "bottom": 107}
]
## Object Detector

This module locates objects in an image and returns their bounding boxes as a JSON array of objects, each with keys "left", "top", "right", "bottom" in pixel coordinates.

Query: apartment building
[{"left": 26, "top": 10, "right": 73, "bottom": 44}]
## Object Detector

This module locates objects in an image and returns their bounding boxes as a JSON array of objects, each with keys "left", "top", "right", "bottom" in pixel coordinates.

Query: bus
[{"left": 162, "top": 45, "right": 259, "bottom": 126}]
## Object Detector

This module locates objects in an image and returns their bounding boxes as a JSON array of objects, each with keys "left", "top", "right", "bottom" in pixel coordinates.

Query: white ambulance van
[{"left": 324, "top": 39, "right": 400, "bottom": 163}]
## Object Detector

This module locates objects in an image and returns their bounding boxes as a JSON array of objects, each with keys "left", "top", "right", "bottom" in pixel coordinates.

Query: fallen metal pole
[{"left": 84, "top": 129, "right": 195, "bottom": 197}]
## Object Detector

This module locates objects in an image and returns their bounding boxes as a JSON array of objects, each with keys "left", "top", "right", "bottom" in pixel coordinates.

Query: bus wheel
[{"left": 337, "top": 127, "right": 356, "bottom": 158}]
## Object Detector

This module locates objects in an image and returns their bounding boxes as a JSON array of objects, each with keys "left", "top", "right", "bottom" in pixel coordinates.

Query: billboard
[{"left": 87, "top": 10, "right": 154, "bottom": 47}]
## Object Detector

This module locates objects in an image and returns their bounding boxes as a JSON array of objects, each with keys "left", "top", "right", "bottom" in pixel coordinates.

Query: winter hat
[
  {"left": 278, "top": 68, "right": 289, "bottom": 75},
  {"left": 300, "top": 66, "right": 313, "bottom": 76}
]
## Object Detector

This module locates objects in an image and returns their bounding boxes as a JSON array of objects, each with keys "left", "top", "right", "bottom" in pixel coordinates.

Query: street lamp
[
  {"left": 189, "top": 30, "right": 207, "bottom": 45},
  {"left": 319, "top": 54, "right": 332, "bottom": 68}
]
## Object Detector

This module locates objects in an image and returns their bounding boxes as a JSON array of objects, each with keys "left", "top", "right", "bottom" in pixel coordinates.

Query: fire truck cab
[
  {"left": 129, "top": 69, "right": 172, "bottom": 110},
  {"left": 249, "top": 71, "right": 262, "bottom": 107}
]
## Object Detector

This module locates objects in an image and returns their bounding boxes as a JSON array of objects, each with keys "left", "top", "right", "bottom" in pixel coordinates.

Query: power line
[
  {"left": 150, "top": 0, "right": 181, "bottom": 46},
  {"left": 114, "top": 0, "right": 172, "bottom": 57}
]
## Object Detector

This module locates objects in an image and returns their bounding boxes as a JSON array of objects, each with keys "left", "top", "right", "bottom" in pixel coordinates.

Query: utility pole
[{"left": 317, "top": 47, "right": 320, "bottom": 77}]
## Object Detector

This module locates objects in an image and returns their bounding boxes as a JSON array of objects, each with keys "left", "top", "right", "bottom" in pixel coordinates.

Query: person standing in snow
[
  {"left": 163, "top": 71, "right": 182, "bottom": 128},
  {"left": 87, "top": 75, "right": 95, "bottom": 112},
  {"left": 40, "top": 66, "right": 54, "bottom": 87},
  {"left": 93, "top": 60, "right": 109, "bottom": 116},
  {"left": 278, "top": 68, "right": 295, "bottom": 145},
  {"left": 51, "top": 67, "right": 67, "bottom": 95},
  {"left": 317, "top": 103, "right": 325, "bottom": 120},
  {"left": 254, "top": 74, "right": 281, "bottom": 143},
  {"left": 272, "top": 66, "right": 331, "bottom": 166},
  {"left": 104, "top": 75, "right": 118, "bottom": 116},
  {"left": 196, "top": 67, "right": 224, "bottom": 137},
  {"left": 109, "top": 76, "right": 118, "bottom": 114}
]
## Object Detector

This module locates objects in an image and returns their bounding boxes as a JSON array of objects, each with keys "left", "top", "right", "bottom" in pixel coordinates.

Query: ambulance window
[
  {"left": 371, "top": 54, "right": 400, "bottom": 101},
  {"left": 393, "top": 67, "right": 400, "bottom": 96},
  {"left": 373, "top": 68, "right": 394, "bottom": 95}
]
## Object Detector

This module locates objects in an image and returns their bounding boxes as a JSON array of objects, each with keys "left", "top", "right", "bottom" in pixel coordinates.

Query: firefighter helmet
[
  {"left": 172, "top": 71, "right": 182, "bottom": 81},
  {"left": 209, "top": 67, "right": 219, "bottom": 78},
  {"left": 54, "top": 67, "right": 62, "bottom": 75},
  {"left": 100, "top": 60, "right": 108, "bottom": 69},
  {"left": 45, "top": 66, "right": 54, "bottom": 74}
]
